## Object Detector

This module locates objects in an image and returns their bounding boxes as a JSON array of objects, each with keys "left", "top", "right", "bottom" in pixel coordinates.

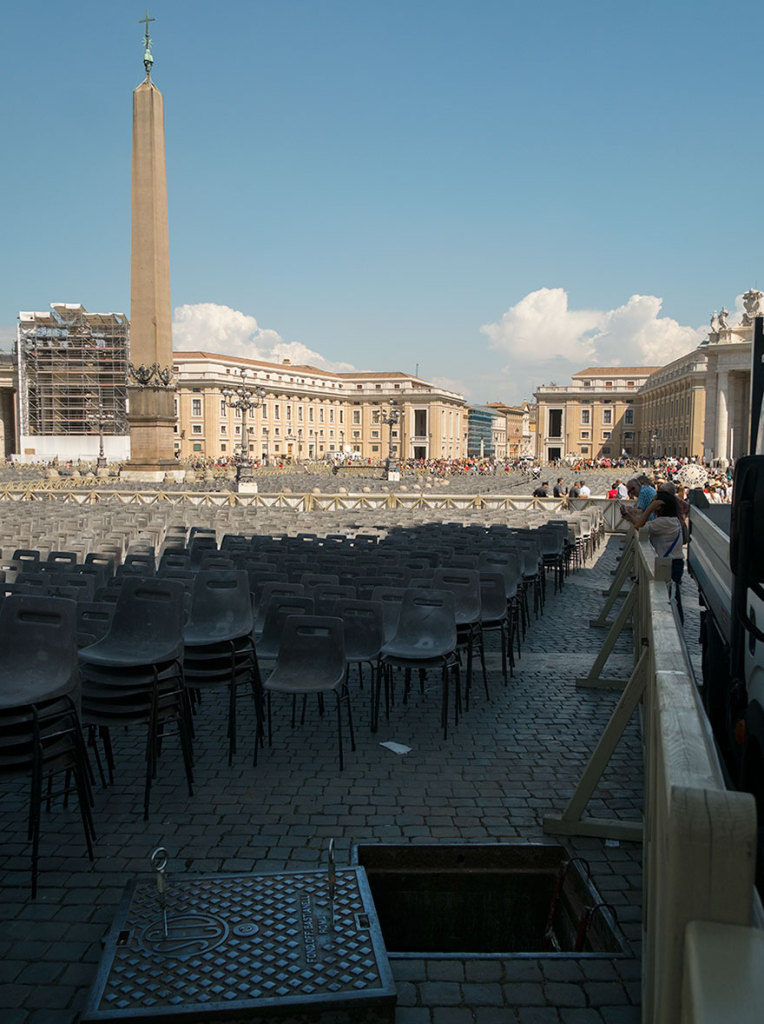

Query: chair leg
[
  {"left": 345, "top": 684, "right": 356, "bottom": 753},
  {"left": 335, "top": 691, "right": 344, "bottom": 771}
]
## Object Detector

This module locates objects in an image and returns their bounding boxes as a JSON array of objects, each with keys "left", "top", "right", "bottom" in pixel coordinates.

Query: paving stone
[
  {"left": 426, "top": 961, "right": 465, "bottom": 982},
  {"left": 396, "top": 981, "right": 419, "bottom": 1006},
  {"left": 461, "top": 982, "right": 505, "bottom": 1005},
  {"left": 432, "top": 1010, "right": 478, "bottom": 1024},
  {"left": 475, "top": 1010, "right": 517, "bottom": 1024},
  {"left": 516, "top": 1009, "right": 562, "bottom": 1023},
  {"left": 584, "top": 982, "right": 631, "bottom": 1006},
  {"left": 503, "top": 982, "right": 546, "bottom": 1006},
  {"left": 396, "top": 1009, "right": 432, "bottom": 1024},
  {"left": 464, "top": 960, "right": 505, "bottom": 983},
  {"left": 544, "top": 982, "right": 587, "bottom": 1007},
  {"left": 419, "top": 982, "right": 463, "bottom": 1006}
]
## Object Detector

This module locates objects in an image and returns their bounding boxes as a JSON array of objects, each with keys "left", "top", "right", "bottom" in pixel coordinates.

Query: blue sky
[{"left": 3, "top": 1, "right": 762, "bottom": 402}]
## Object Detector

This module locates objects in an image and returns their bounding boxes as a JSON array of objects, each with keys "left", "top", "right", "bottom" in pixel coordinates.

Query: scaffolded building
[{"left": 16, "top": 303, "right": 130, "bottom": 462}]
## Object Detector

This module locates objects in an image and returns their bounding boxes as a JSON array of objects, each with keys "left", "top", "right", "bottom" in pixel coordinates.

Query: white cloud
[
  {"left": 480, "top": 287, "right": 704, "bottom": 401},
  {"left": 172, "top": 302, "right": 354, "bottom": 372},
  {"left": 481, "top": 288, "right": 602, "bottom": 364}
]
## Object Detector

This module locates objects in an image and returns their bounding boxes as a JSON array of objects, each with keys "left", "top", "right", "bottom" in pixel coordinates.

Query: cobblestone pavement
[{"left": 0, "top": 535, "right": 651, "bottom": 1024}]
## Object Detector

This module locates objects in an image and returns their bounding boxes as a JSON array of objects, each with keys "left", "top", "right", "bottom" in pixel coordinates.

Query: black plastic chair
[
  {"left": 78, "top": 577, "right": 191, "bottom": 820},
  {"left": 264, "top": 615, "right": 352, "bottom": 770},
  {"left": 335, "top": 599, "right": 385, "bottom": 731},
  {"left": 0, "top": 595, "right": 94, "bottom": 897},
  {"left": 313, "top": 584, "right": 357, "bottom": 616},
  {"left": 379, "top": 588, "right": 460, "bottom": 739},
  {"left": 256, "top": 594, "right": 316, "bottom": 664},
  {"left": 76, "top": 601, "right": 116, "bottom": 649},
  {"left": 183, "top": 570, "right": 261, "bottom": 765},
  {"left": 253, "top": 582, "right": 306, "bottom": 636},
  {"left": 478, "top": 572, "right": 512, "bottom": 684},
  {"left": 432, "top": 567, "right": 488, "bottom": 707}
]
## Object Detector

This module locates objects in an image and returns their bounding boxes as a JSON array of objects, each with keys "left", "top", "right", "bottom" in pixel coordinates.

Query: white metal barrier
[{"left": 544, "top": 533, "right": 761, "bottom": 1022}]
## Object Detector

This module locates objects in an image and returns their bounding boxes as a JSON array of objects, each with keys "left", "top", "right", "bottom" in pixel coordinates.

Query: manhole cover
[{"left": 83, "top": 867, "right": 395, "bottom": 1022}]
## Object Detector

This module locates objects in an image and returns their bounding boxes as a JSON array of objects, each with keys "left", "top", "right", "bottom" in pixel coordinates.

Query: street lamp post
[
  {"left": 219, "top": 369, "right": 267, "bottom": 484},
  {"left": 374, "top": 400, "right": 401, "bottom": 474},
  {"left": 86, "top": 388, "right": 110, "bottom": 469}
]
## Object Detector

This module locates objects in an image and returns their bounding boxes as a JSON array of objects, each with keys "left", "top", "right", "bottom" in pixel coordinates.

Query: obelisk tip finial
[{"left": 139, "top": 10, "right": 156, "bottom": 78}]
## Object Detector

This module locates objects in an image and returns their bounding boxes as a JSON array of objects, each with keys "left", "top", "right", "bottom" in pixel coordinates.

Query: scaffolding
[{"left": 17, "top": 304, "right": 129, "bottom": 442}]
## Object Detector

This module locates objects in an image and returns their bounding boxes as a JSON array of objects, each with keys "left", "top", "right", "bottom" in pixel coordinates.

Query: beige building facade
[
  {"left": 534, "top": 368, "right": 659, "bottom": 462},
  {"left": 486, "top": 401, "right": 537, "bottom": 459},
  {"left": 636, "top": 350, "right": 707, "bottom": 459},
  {"left": 635, "top": 289, "right": 763, "bottom": 464},
  {"left": 172, "top": 352, "right": 467, "bottom": 464}
]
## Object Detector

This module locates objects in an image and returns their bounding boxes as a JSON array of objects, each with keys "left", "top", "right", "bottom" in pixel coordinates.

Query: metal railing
[{"left": 544, "top": 531, "right": 762, "bottom": 1022}]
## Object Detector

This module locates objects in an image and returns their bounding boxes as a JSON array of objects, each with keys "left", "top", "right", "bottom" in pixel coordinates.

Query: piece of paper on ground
[{"left": 379, "top": 740, "right": 411, "bottom": 755}]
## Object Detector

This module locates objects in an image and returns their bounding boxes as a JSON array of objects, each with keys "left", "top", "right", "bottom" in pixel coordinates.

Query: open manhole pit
[{"left": 353, "top": 842, "right": 629, "bottom": 958}]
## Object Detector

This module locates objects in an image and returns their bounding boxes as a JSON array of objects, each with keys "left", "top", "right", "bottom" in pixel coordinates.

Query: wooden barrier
[{"left": 545, "top": 532, "right": 761, "bottom": 1023}]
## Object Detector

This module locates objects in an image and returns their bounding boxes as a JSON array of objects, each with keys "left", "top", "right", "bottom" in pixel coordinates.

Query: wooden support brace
[
  {"left": 591, "top": 537, "right": 635, "bottom": 627},
  {"left": 577, "top": 582, "right": 636, "bottom": 689},
  {"left": 544, "top": 648, "right": 648, "bottom": 842}
]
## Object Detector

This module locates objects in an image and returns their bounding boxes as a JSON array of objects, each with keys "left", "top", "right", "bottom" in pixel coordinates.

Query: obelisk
[{"left": 122, "top": 11, "right": 179, "bottom": 482}]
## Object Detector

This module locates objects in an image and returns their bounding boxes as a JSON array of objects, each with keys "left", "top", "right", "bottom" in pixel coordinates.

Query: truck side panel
[{"left": 688, "top": 505, "right": 733, "bottom": 642}]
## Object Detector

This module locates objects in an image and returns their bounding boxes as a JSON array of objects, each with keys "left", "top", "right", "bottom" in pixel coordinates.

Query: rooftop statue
[{"left": 741, "top": 288, "right": 764, "bottom": 326}]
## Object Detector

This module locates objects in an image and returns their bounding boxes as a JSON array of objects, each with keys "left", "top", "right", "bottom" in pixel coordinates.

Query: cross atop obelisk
[
  {"left": 140, "top": 10, "right": 155, "bottom": 77},
  {"left": 122, "top": 11, "right": 180, "bottom": 482}
]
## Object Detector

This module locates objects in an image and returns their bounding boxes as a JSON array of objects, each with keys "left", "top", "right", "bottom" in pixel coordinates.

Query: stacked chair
[
  {"left": 78, "top": 576, "right": 192, "bottom": 821},
  {"left": 0, "top": 594, "right": 94, "bottom": 897}
]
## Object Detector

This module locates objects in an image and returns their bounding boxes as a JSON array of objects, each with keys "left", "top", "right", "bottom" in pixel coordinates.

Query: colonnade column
[{"left": 715, "top": 370, "right": 729, "bottom": 463}]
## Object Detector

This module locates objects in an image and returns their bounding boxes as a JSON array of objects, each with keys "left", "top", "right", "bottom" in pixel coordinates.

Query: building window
[
  {"left": 580, "top": 431, "right": 590, "bottom": 440},
  {"left": 220, "top": 424, "right": 227, "bottom": 434},
  {"left": 580, "top": 409, "right": 591, "bottom": 425},
  {"left": 602, "top": 431, "right": 611, "bottom": 440},
  {"left": 274, "top": 404, "right": 280, "bottom": 419},
  {"left": 352, "top": 410, "right": 361, "bottom": 425},
  {"left": 219, "top": 400, "right": 227, "bottom": 417},
  {"left": 581, "top": 445, "right": 589, "bottom": 453},
  {"left": 191, "top": 424, "right": 202, "bottom": 435},
  {"left": 602, "top": 446, "right": 611, "bottom": 454},
  {"left": 191, "top": 399, "right": 202, "bottom": 417},
  {"left": 624, "top": 408, "right": 634, "bottom": 425},
  {"left": 605, "top": 381, "right": 613, "bottom": 388},
  {"left": 602, "top": 409, "right": 613, "bottom": 425},
  {"left": 221, "top": 443, "right": 227, "bottom": 452},
  {"left": 309, "top": 407, "right": 314, "bottom": 422},
  {"left": 548, "top": 409, "right": 563, "bottom": 437},
  {"left": 624, "top": 431, "right": 634, "bottom": 440}
]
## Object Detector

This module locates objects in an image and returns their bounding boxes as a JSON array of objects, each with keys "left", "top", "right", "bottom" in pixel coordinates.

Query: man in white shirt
[
  {"left": 616, "top": 479, "right": 629, "bottom": 499},
  {"left": 578, "top": 481, "right": 591, "bottom": 497}
]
